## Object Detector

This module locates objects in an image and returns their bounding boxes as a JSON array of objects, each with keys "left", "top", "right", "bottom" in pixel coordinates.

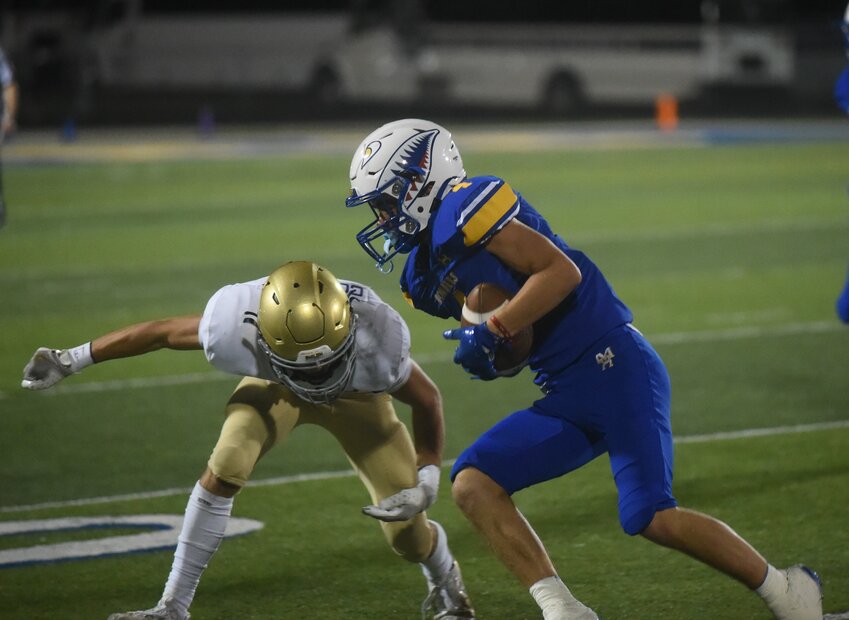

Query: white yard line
[
  {"left": 2, "top": 419, "right": 847, "bottom": 515},
  {"left": 0, "top": 320, "right": 842, "bottom": 401},
  {"left": 648, "top": 319, "right": 839, "bottom": 345},
  {"left": 673, "top": 420, "right": 849, "bottom": 444}
]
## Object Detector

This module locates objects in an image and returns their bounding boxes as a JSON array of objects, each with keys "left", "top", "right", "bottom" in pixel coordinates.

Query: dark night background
[
  {"left": 4, "top": 0, "right": 848, "bottom": 126},
  {"left": 6, "top": 0, "right": 847, "bottom": 20}
]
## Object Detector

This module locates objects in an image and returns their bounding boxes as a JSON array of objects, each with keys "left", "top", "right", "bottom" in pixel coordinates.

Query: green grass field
[{"left": 1, "top": 124, "right": 848, "bottom": 619}]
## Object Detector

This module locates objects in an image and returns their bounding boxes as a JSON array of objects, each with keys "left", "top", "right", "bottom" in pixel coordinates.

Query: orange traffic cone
[{"left": 655, "top": 94, "right": 679, "bottom": 132}]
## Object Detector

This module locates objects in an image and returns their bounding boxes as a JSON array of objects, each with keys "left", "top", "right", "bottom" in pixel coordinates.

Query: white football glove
[
  {"left": 362, "top": 464, "right": 440, "bottom": 522},
  {"left": 21, "top": 347, "right": 86, "bottom": 390}
]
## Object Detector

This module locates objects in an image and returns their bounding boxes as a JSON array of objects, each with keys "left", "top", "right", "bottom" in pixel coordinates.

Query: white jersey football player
[{"left": 21, "top": 261, "right": 475, "bottom": 620}]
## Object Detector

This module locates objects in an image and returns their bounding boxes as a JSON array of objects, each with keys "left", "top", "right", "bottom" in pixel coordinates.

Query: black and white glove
[
  {"left": 362, "top": 464, "right": 440, "bottom": 522},
  {"left": 21, "top": 344, "right": 93, "bottom": 390}
]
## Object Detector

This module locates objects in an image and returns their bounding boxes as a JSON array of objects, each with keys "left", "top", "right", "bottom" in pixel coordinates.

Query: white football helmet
[
  {"left": 346, "top": 119, "right": 466, "bottom": 272},
  {"left": 257, "top": 261, "right": 356, "bottom": 404}
]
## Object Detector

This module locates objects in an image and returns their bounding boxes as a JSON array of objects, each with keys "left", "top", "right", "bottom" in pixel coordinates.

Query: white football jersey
[{"left": 198, "top": 276, "right": 412, "bottom": 395}]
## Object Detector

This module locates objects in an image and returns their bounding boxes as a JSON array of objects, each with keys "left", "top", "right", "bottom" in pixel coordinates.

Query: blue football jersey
[
  {"left": 400, "top": 175, "right": 633, "bottom": 381},
  {"left": 835, "top": 65, "right": 849, "bottom": 115}
]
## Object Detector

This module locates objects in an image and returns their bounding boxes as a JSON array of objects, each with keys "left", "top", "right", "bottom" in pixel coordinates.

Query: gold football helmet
[{"left": 257, "top": 261, "right": 356, "bottom": 403}]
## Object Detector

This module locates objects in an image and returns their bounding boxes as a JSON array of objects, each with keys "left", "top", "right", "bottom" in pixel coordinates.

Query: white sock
[
  {"left": 161, "top": 482, "right": 234, "bottom": 617},
  {"left": 420, "top": 520, "right": 455, "bottom": 587},
  {"left": 530, "top": 576, "right": 594, "bottom": 619},
  {"left": 756, "top": 564, "right": 788, "bottom": 607}
]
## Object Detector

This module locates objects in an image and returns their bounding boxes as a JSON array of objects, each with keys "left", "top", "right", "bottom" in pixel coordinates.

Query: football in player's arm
[
  {"left": 345, "top": 119, "right": 823, "bottom": 620},
  {"left": 21, "top": 261, "right": 474, "bottom": 620}
]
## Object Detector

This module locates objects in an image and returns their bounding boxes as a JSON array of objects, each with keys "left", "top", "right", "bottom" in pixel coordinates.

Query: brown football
[{"left": 460, "top": 283, "right": 533, "bottom": 372}]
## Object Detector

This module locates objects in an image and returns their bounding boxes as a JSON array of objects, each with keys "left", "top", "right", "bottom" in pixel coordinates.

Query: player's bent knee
[
  {"left": 382, "top": 517, "right": 432, "bottom": 563},
  {"left": 450, "top": 467, "right": 478, "bottom": 513},
  {"left": 452, "top": 467, "right": 505, "bottom": 515},
  {"left": 638, "top": 506, "right": 683, "bottom": 544},
  {"left": 208, "top": 442, "right": 257, "bottom": 488}
]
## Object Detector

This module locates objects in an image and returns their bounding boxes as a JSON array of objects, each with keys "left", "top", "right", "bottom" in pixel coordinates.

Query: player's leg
[
  {"left": 313, "top": 392, "right": 473, "bottom": 618},
  {"left": 605, "top": 326, "right": 822, "bottom": 619},
  {"left": 642, "top": 507, "right": 767, "bottom": 586},
  {"left": 838, "top": 174, "right": 849, "bottom": 322},
  {"left": 641, "top": 508, "right": 823, "bottom": 620},
  {"left": 452, "top": 467, "right": 554, "bottom": 584},
  {"left": 450, "top": 407, "right": 605, "bottom": 620},
  {"left": 108, "top": 378, "right": 302, "bottom": 620}
]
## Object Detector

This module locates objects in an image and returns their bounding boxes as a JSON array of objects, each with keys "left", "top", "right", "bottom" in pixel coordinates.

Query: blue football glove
[{"left": 443, "top": 323, "right": 502, "bottom": 381}]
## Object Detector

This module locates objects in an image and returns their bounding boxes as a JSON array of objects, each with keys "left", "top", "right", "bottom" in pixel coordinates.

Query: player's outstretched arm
[
  {"left": 362, "top": 360, "right": 445, "bottom": 522},
  {"left": 21, "top": 315, "right": 203, "bottom": 390}
]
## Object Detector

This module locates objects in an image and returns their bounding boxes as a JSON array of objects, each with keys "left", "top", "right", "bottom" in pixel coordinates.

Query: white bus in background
[
  {"left": 315, "top": 0, "right": 795, "bottom": 112},
  {"left": 85, "top": 7, "right": 349, "bottom": 90},
  {"left": 4, "top": 0, "right": 795, "bottom": 115},
  {"left": 2, "top": 0, "right": 349, "bottom": 94},
  {"left": 699, "top": 0, "right": 795, "bottom": 88},
  {"left": 317, "top": 22, "right": 709, "bottom": 112}
]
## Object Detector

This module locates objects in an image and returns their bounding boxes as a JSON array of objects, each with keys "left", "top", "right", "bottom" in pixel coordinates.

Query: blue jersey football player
[
  {"left": 346, "top": 119, "right": 823, "bottom": 620},
  {"left": 836, "top": 2, "right": 849, "bottom": 323},
  {"left": 836, "top": 3, "right": 849, "bottom": 116}
]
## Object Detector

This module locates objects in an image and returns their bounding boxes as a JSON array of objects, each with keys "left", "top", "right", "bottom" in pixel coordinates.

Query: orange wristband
[{"left": 489, "top": 315, "right": 513, "bottom": 343}]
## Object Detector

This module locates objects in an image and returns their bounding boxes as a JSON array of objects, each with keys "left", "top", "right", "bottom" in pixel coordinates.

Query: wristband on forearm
[
  {"left": 489, "top": 315, "right": 514, "bottom": 343},
  {"left": 65, "top": 342, "right": 95, "bottom": 372}
]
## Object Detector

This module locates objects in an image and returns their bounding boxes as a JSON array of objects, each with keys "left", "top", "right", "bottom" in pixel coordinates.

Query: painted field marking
[
  {"left": 0, "top": 515, "right": 263, "bottom": 568},
  {"left": 2, "top": 419, "right": 847, "bottom": 515}
]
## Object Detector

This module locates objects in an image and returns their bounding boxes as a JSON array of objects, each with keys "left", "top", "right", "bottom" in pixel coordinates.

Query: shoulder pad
[{"left": 434, "top": 176, "right": 520, "bottom": 249}]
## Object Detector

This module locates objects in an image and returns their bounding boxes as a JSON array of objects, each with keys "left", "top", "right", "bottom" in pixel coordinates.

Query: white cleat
[
  {"left": 769, "top": 565, "right": 823, "bottom": 620},
  {"left": 421, "top": 561, "right": 476, "bottom": 620},
  {"left": 107, "top": 601, "right": 189, "bottom": 620}
]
